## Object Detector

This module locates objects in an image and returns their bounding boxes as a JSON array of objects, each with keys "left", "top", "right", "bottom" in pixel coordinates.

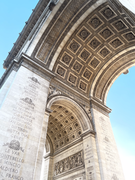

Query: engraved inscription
[{"left": 0, "top": 72, "right": 45, "bottom": 179}]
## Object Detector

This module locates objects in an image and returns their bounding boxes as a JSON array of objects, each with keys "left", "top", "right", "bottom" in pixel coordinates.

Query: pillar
[
  {"left": 40, "top": 111, "right": 53, "bottom": 180},
  {"left": 82, "top": 132, "right": 101, "bottom": 180},
  {"left": 42, "top": 156, "right": 53, "bottom": 180},
  {"left": 90, "top": 98, "right": 125, "bottom": 180},
  {"left": 0, "top": 64, "right": 50, "bottom": 180}
]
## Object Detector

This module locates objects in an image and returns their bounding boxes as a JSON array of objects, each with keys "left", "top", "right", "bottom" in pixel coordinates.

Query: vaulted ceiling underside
[
  {"left": 4, "top": 0, "right": 135, "bottom": 101},
  {"left": 47, "top": 104, "right": 82, "bottom": 153},
  {"left": 32, "top": 0, "right": 135, "bottom": 98}
]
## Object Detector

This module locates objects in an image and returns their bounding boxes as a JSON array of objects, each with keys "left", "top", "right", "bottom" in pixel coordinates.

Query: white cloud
[{"left": 118, "top": 148, "right": 135, "bottom": 180}]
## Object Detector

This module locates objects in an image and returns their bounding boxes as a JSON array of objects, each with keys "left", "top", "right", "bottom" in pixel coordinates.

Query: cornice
[
  {"left": 80, "top": 129, "right": 96, "bottom": 139},
  {"left": 90, "top": 97, "right": 112, "bottom": 114},
  {"left": 0, "top": 53, "right": 56, "bottom": 88},
  {"left": 21, "top": 53, "right": 55, "bottom": 80},
  {"left": 3, "top": 0, "right": 57, "bottom": 69},
  {"left": 4, "top": 0, "right": 135, "bottom": 70}
]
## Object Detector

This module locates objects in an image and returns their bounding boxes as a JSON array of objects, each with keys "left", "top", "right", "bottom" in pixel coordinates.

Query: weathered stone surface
[
  {"left": 1, "top": 0, "right": 133, "bottom": 179},
  {"left": 91, "top": 104, "right": 125, "bottom": 180},
  {"left": 0, "top": 66, "right": 50, "bottom": 180}
]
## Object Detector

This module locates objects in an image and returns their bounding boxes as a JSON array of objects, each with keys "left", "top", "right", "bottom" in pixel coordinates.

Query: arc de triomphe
[{"left": 0, "top": 0, "right": 134, "bottom": 179}]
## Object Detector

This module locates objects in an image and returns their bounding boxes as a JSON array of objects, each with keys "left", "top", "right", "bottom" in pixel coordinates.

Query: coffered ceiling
[
  {"left": 34, "top": 1, "right": 135, "bottom": 97},
  {"left": 47, "top": 104, "right": 82, "bottom": 152}
]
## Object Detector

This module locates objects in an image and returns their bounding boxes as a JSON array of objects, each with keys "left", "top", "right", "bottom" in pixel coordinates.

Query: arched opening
[
  {"left": 106, "top": 66, "right": 135, "bottom": 180},
  {"left": 41, "top": 95, "right": 93, "bottom": 180}
]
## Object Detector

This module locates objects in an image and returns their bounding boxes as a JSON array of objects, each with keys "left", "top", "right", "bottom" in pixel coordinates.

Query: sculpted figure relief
[
  {"left": 54, "top": 163, "right": 59, "bottom": 176},
  {"left": 64, "top": 158, "right": 69, "bottom": 171},
  {"left": 54, "top": 151, "right": 83, "bottom": 176},
  {"left": 59, "top": 161, "right": 64, "bottom": 173},
  {"left": 48, "top": 86, "right": 61, "bottom": 97}
]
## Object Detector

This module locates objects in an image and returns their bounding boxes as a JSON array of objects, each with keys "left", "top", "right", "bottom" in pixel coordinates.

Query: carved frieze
[{"left": 54, "top": 151, "right": 83, "bottom": 176}]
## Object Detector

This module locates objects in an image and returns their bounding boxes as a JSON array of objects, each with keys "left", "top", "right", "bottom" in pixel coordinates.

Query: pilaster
[
  {"left": 82, "top": 132, "right": 101, "bottom": 180},
  {"left": 90, "top": 97, "right": 125, "bottom": 180},
  {"left": 0, "top": 60, "right": 51, "bottom": 179}
]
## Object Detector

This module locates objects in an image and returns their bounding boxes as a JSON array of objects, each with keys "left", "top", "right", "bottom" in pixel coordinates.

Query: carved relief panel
[{"left": 54, "top": 151, "right": 84, "bottom": 176}]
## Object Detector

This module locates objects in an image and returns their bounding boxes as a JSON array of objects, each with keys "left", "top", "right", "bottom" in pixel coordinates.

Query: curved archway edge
[
  {"left": 91, "top": 48, "right": 135, "bottom": 104},
  {"left": 47, "top": 95, "right": 93, "bottom": 132}
]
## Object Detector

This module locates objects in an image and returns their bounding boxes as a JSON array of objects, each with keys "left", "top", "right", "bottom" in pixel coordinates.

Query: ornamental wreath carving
[{"left": 54, "top": 151, "right": 83, "bottom": 176}]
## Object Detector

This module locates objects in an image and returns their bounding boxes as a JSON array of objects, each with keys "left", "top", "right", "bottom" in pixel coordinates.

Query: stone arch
[
  {"left": 45, "top": 135, "right": 54, "bottom": 156},
  {"left": 47, "top": 95, "right": 92, "bottom": 131},
  {"left": 27, "top": 0, "right": 135, "bottom": 99},
  {"left": 90, "top": 48, "right": 135, "bottom": 104},
  {"left": 46, "top": 95, "right": 92, "bottom": 153}
]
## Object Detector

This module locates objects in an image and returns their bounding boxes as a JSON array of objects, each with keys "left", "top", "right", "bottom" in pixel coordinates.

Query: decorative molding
[
  {"left": 48, "top": 86, "right": 62, "bottom": 98},
  {"left": 80, "top": 130, "right": 96, "bottom": 138},
  {"left": 90, "top": 97, "right": 112, "bottom": 116}
]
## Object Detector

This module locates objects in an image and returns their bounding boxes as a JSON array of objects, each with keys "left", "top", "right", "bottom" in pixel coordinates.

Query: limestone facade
[{"left": 1, "top": 0, "right": 134, "bottom": 179}]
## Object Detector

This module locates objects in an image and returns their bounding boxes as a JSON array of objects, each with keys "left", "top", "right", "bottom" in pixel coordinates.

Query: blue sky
[{"left": 0, "top": 1, "right": 135, "bottom": 180}]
